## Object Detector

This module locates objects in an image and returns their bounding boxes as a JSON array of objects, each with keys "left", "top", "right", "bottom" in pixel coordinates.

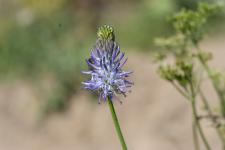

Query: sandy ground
[{"left": 0, "top": 38, "right": 225, "bottom": 150}]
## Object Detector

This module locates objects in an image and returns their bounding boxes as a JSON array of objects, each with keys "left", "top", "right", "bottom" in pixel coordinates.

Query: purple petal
[{"left": 119, "top": 58, "right": 127, "bottom": 68}]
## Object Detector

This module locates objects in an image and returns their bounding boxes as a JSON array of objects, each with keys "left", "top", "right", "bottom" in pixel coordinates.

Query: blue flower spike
[
  {"left": 82, "top": 25, "right": 131, "bottom": 150},
  {"left": 82, "top": 25, "right": 133, "bottom": 104}
]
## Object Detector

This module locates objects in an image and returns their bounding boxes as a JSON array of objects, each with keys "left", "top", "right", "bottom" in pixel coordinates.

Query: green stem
[
  {"left": 195, "top": 46, "right": 225, "bottom": 117},
  {"left": 218, "top": 128, "right": 225, "bottom": 150},
  {"left": 199, "top": 90, "right": 213, "bottom": 116},
  {"left": 193, "top": 122, "right": 200, "bottom": 150},
  {"left": 195, "top": 46, "right": 225, "bottom": 149},
  {"left": 191, "top": 100, "right": 211, "bottom": 150},
  {"left": 190, "top": 82, "right": 211, "bottom": 150},
  {"left": 171, "top": 81, "right": 190, "bottom": 99},
  {"left": 200, "top": 89, "right": 225, "bottom": 149},
  {"left": 108, "top": 98, "right": 127, "bottom": 150}
]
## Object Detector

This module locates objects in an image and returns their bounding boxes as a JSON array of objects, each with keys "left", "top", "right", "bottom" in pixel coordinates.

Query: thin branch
[{"left": 170, "top": 81, "right": 190, "bottom": 99}]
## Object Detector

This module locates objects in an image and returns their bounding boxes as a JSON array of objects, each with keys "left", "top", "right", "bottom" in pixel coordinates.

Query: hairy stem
[{"left": 108, "top": 98, "right": 127, "bottom": 150}]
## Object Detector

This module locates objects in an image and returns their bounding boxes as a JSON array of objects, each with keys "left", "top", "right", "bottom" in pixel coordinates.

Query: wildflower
[{"left": 82, "top": 26, "right": 133, "bottom": 103}]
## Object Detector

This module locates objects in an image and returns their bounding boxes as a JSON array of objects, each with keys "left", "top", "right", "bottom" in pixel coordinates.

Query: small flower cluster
[
  {"left": 82, "top": 25, "right": 133, "bottom": 103},
  {"left": 158, "top": 60, "right": 193, "bottom": 87},
  {"left": 171, "top": 2, "right": 222, "bottom": 45},
  {"left": 155, "top": 3, "right": 222, "bottom": 96}
]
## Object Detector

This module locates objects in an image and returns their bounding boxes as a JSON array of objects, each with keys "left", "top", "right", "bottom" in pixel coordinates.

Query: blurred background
[{"left": 0, "top": 0, "right": 225, "bottom": 149}]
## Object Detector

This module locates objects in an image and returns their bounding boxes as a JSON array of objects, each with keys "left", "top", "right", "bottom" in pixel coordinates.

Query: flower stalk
[
  {"left": 108, "top": 97, "right": 127, "bottom": 150},
  {"left": 82, "top": 25, "right": 132, "bottom": 149}
]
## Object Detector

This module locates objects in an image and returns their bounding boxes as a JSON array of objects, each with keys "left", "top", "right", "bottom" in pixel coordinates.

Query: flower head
[{"left": 82, "top": 25, "right": 133, "bottom": 103}]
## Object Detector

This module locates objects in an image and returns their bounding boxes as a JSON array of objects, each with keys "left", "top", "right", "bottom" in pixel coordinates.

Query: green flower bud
[{"left": 97, "top": 25, "right": 115, "bottom": 41}]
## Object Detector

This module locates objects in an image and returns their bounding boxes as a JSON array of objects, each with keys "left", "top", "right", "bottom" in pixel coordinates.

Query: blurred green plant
[
  {"left": 155, "top": 2, "right": 225, "bottom": 150},
  {"left": 0, "top": 0, "right": 89, "bottom": 116},
  {"left": 1, "top": 0, "right": 224, "bottom": 119}
]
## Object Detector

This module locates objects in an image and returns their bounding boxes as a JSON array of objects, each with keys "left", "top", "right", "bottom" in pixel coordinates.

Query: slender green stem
[
  {"left": 199, "top": 90, "right": 213, "bottom": 116},
  {"left": 195, "top": 46, "right": 225, "bottom": 149},
  {"left": 218, "top": 129, "right": 225, "bottom": 150},
  {"left": 190, "top": 82, "right": 211, "bottom": 150},
  {"left": 169, "top": 75, "right": 212, "bottom": 149},
  {"left": 200, "top": 90, "right": 225, "bottom": 143},
  {"left": 195, "top": 46, "right": 225, "bottom": 117},
  {"left": 170, "top": 82, "right": 200, "bottom": 150},
  {"left": 189, "top": 80, "right": 200, "bottom": 150},
  {"left": 193, "top": 122, "right": 200, "bottom": 150},
  {"left": 108, "top": 98, "right": 127, "bottom": 150},
  {"left": 171, "top": 81, "right": 190, "bottom": 99},
  {"left": 191, "top": 100, "right": 211, "bottom": 150}
]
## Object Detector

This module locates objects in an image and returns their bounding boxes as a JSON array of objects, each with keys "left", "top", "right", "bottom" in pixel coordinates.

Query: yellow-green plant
[{"left": 155, "top": 2, "right": 225, "bottom": 150}]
